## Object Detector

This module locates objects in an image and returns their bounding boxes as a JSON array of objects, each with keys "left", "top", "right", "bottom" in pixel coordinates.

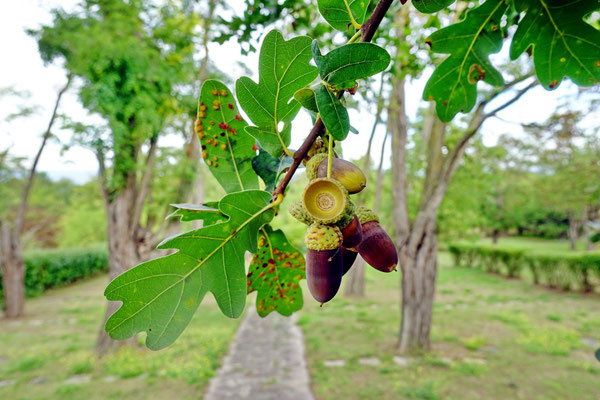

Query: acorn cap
[
  {"left": 303, "top": 178, "right": 350, "bottom": 224},
  {"left": 289, "top": 200, "right": 315, "bottom": 225},
  {"left": 336, "top": 200, "right": 356, "bottom": 229},
  {"left": 305, "top": 153, "right": 328, "bottom": 180},
  {"left": 305, "top": 223, "right": 343, "bottom": 251},
  {"left": 356, "top": 206, "right": 379, "bottom": 224}
]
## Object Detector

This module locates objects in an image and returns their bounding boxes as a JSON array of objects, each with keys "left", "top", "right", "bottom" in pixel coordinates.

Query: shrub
[
  {"left": 0, "top": 246, "right": 108, "bottom": 301},
  {"left": 448, "top": 242, "right": 600, "bottom": 292}
]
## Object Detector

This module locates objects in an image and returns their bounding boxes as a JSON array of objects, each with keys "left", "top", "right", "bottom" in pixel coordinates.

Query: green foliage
[
  {"left": 412, "top": 0, "right": 456, "bottom": 14},
  {"left": 104, "top": 190, "right": 275, "bottom": 350},
  {"left": 236, "top": 30, "right": 318, "bottom": 156},
  {"left": 197, "top": 80, "right": 259, "bottom": 193},
  {"left": 315, "top": 85, "right": 351, "bottom": 140},
  {"left": 0, "top": 247, "right": 108, "bottom": 302},
  {"left": 312, "top": 42, "right": 391, "bottom": 90},
  {"left": 167, "top": 202, "right": 226, "bottom": 225},
  {"left": 248, "top": 226, "right": 305, "bottom": 316},
  {"left": 318, "top": 0, "right": 371, "bottom": 31},
  {"left": 510, "top": 0, "right": 600, "bottom": 90},
  {"left": 449, "top": 242, "right": 600, "bottom": 292},
  {"left": 57, "top": 181, "right": 106, "bottom": 248},
  {"left": 294, "top": 88, "right": 319, "bottom": 113},
  {"left": 423, "top": 0, "right": 508, "bottom": 122},
  {"left": 251, "top": 149, "right": 294, "bottom": 192}
]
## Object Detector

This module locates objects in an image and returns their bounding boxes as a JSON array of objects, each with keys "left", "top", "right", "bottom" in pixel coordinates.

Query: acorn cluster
[{"left": 291, "top": 139, "right": 398, "bottom": 304}]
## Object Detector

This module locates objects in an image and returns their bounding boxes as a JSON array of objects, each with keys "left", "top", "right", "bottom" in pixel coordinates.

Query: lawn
[
  {"left": 299, "top": 252, "right": 600, "bottom": 400},
  {"left": 0, "top": 275, "right": 240, "bottom": 400}
]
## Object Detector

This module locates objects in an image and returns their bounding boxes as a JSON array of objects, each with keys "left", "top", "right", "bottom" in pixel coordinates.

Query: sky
[{"left": 0, "top": 0, "right": 595, "bottom": 185}]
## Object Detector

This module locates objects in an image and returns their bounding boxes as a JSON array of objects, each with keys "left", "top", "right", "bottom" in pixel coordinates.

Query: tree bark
[
  {"left": 1, "top": 222, "right": 25, "bottom": 318},
  {"left": 344, "top": 256, "right": 366, "bottom": 297},
  {"left": 567, "top": 210, "right": 578, "bottom": 251}
]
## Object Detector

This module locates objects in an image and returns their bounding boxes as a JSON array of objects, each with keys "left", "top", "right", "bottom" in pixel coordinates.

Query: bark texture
[{"left": 1, "top": 222, "right": 25, "bottom": 318}]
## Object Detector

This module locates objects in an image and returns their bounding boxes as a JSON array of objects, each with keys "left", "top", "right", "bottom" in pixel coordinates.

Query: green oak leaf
[
  {"left": 236, "top": 30, "right": 318, "bottom": 157},
  {"left": 197, "top": 80, "right": 258, "bottom": 193},
  {"left": 252, "top": 148, "right": 294, "bottom": 192},
  {"left": 315, "top": 84, "right": 350, "bottom": 140},
  {"left": 423, "top": 0, "right": 508, "bottom": 122},
  {"left": 312, "top": 41, "right": 391, "bottom": 90},
  {"left": 294, "top": 88, "right": 319, "bottom": 113},
  {"left": 510, "top": 0, "right": 600, "bottom": 89},
  {"left": 412, "top": 0, "right": 456, "bottom": 13},
  {"left": 167, "top": 202, "right": 226, "bottom": 225},
  {"left": 248, "top": 226, "right": 305, "bottom": 317},
  {"left": 317, "top": 0, "right": 372, "bottom": 31},
  {"left": 105, "top": 190, "right": 275, "bottom": 350}
]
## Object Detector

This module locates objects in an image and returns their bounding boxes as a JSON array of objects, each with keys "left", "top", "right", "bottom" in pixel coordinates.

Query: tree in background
[
  {"left": 32, "top": 0, "right": 204, "bottom": 353},
  {"left": 0, "top": 78, "right": 71, "bottom": 318}
]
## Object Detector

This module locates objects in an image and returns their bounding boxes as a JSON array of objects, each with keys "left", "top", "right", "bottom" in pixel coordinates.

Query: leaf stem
[
  {"left": 327, "top": 134, "right": 333, "bottom": 178},
  {"left": 343, "top": 0, "right": 362, "bottom": 29},
  {"left": 348, "top": 30, "right": 362, "bottom": 44},
  {"left": 271, "top": 0, "right": 398, "bottom": 201}
]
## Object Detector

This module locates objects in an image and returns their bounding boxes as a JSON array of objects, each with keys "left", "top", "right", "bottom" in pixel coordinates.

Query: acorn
[
  {"left": 355, "top": 206, "right": 398, "bottom": 273},
  {"left": 302, "top": 178, "right": 350, "bottom": 224},
  {"left": 335, "top": 201, "right": 363, "bottom": 248},
  {"left": 305, "top": 223, "right": 344, "bottom": 304},
  {"left": 316, "top": 158, "right": 367, "bottom": 194},
  {"left": 289, "top": 200, "right": 315, "bottom": 225},
  {"left": 305, "top": 153, "right": 328, "bottom": 180},
  {"left": 341, "top": 246, "right": 358, "bottom": 276}
]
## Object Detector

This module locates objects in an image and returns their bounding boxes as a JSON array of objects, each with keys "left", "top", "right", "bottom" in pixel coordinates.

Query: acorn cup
[
  {"left": 335, "top": 200, "right": 363, "bottom": 248},
  {"left": 302, "top": 178, "right": 350, "bottom": 224},
  {"left": 341, "top": 246, "right": 358, "bottom": 276},
  {"left": 302, "top": 136, "right": 327, "bottom": 166},
  {"left": 355, "top": 206, "right": 398, "bottom": 273},
  {"left": 305, "top": 223, "right": 344, "bottom": 304},
  {"left": 289, "top": 200, "right": 315, "bottom": 225},
  {"left": 305, "top": 153, "right": 328, "bottom": 180},
  {"left": 316, "top": 158, "right": 367, "bottom": 194}
]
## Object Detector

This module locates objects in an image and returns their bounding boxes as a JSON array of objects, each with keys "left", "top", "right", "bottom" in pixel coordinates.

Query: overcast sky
[{"left": 1, "top": 0, "right": 594, "bottom": 184}]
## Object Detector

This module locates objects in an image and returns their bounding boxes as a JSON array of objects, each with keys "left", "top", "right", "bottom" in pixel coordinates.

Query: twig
[{"left": 272, "top": 0, "right": 399, "bottom": 199}]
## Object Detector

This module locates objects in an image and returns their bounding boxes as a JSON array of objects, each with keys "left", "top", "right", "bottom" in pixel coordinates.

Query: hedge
[
  {"left": 448, "top": 242, "right": 600, "bottom": 292},
  {"left": 0, "top": 246, "right": 108, "bottom": 301}
]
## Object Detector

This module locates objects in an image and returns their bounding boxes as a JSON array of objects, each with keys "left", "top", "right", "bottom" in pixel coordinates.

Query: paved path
[{"left": 204, "top": 306, "right": 315, "bottom": 400}]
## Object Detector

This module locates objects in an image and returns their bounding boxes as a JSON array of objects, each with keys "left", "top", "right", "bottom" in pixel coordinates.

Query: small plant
[{"left": 103, "top": 0, "right": 600, "bottom": 350}]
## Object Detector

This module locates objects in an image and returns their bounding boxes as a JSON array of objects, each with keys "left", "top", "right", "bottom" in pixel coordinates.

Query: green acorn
[
  {"left": 289, "top": 200, "right": 315, "bottom": 225},
  {"left": 302, "top": 178, "right": 350, "bottom": 224},
  {"left": 355, "top": 206, "right": 398, "bottom": 273},
  {"left": 305, "top": 223, "right": 343, "bottom": 304},
  {"left": 316, "top": 158, "right": 367, "bottom": 194}
]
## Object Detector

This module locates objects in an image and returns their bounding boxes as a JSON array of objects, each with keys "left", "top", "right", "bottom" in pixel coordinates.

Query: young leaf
[
  {"left": 315, "top": 84, "right": 350, "bottom": 140},
  {"left": 294, "top": 88, "right": 319, "bottom": 113},
  {"left": 197, "top": 80, "right": 259, "bottom": 193},
  {"left": 510, "top": 0, "right": 600, "bottom": 90},
  {"left": 236, "top": 30, "right": 319, "bottom": 157},
  {"left": 412, "top": 0, "right": 456, "bottom": 14},
  {"left": 252, "top": 148, "right": 294, "bottom": 192},
  {"left": 318, "top": 0, "right": 372, "bottom": 31},
  {"left": 312, "top": 41, "right": 391, "bottom": 90},
  {"left": 105, "top": 190, "right": 275, "bottom": 350},
  {"left": 248, "top": 226, "right": 305, "bottom": 317},
  {"left": 423, "top": 0, "right": 508, "bottom": 122},
  {"left": 167, "top": 202, "right": 225, "bottom": 225}
]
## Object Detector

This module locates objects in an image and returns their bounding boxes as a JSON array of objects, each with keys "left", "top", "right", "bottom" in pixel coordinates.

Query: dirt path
[{"left": 204, "top": 306, "right": 315, "bottom": 400}]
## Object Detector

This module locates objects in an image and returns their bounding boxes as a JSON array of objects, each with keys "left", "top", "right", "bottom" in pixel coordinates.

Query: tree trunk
[
  {"left": 491, "top": 229, "right": 500, "bottom": 244},
  {"left": 1, "top": 222, "right": 25, "bottom": 318},
  {"left": 344, "top": 256, "right": 366, "bottom": 297},
  {"left": 398, "top": 218, "right": 438, "bottom": 353},
  {"left": 567, "top": 210, "right": 578, "bottom": 251},
  {"left": 95, "top": 190, "right": 140, "bottom": 354}
]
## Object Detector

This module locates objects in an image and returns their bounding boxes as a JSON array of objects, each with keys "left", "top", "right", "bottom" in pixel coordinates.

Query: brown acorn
[
  {"left": 302, "top": 178, "right": 350, "bottom": 224},
  {"left": 355, "top": 206, "right": 398, "bottom": 273},
  {"left": 316, "top": 158, "right": 367, "bottom": 194},
  {"left": 341, "top": 246, "right": 358, "bottom": 276},
  {"left": 335, "top": 200, "right": 362, "bottom": 248},
  {"left": 305, "top": 224, "right": 343, "bottom": 304}
]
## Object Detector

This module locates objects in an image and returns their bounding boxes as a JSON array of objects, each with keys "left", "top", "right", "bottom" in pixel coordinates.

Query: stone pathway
[{"left": 204, "top": 306, "right": 315, "bottom": 400}]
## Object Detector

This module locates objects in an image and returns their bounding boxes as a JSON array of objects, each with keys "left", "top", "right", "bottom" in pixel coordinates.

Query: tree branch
[
  {"left": 14, "top": 74, "right": 72, "bottom": 236},
  {"left": 272, "top": 0, "right": 399, "bottom": 199}
]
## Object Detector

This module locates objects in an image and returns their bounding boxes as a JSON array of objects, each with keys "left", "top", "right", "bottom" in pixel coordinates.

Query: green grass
[
  {"left": 471, "top": 237, "right": 593, "bottom": 253},
  {"left": 0, "top": 275, "right": 240, "bottom": 400},
  {"left": 299, "top": 251, "right": 600, "bottom": 400}
]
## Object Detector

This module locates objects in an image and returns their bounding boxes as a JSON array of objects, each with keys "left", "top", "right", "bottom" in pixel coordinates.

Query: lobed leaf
[
  {"left": 196, "top": 80, "right": 259, "bottom": 193},
  {"left": 423, "top": 0, "right": 508, "bottom": 122},
  {"left": 315, "top": 85, "right": 351, "bottom": 140},
  {"left": 317, "top": 0, "right": 372, "bottom": 31},
  {"left": 236, "top": 30, "right": 319, "bottom": 157},
  {"left": 105, "top": 190, "right": 275, "bottom": 350},
  {"left": 167, "top": 202, "right": 225, "bottom": 225},
  {"left": 312, "top": 41, "right": 391, "bottom": 90},
  {"left": 251, "top": 148, "right": 294, "bottom": 192},
  {"left": 510, "top": 0, "right": 600, "bottom": 90},
  {"left": 412, "top": 0, "right": 456, "bottom": 14},
  {"left": 248, "top": 226, "right": 305, "bottom": 317}
]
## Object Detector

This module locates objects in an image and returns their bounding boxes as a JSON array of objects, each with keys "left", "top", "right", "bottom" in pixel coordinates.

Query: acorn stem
[{"left": 327, "top": 133, "right": 333, "bottom": 179}]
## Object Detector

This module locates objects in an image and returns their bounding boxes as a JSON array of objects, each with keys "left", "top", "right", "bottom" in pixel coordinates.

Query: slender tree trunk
[
  {"left": 344, "top": 256, "right": 366, "bottom": 297},
  {"left": 567, "top": 210, "right": 578, "bottom": 251},
  {"left": 1, "top": 222, "right": 25, "bottom": 318},
  {"left": 374, "top": 131, "right": 389, "bottom": 213}
]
